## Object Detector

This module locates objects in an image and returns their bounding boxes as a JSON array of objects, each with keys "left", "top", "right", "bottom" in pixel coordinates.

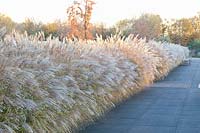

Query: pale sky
[{"left": 0, "top": 0, "right": 200, "bottom": 26}]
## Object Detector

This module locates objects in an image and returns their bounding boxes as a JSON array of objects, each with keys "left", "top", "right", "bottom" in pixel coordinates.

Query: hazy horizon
[{"left": 0, "top": 0, "right": 200, "bottom": 26}]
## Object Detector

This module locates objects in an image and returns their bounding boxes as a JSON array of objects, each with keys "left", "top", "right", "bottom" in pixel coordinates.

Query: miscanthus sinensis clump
[{"left": 0, "top": 31, "right": 189, "bottom": 133}]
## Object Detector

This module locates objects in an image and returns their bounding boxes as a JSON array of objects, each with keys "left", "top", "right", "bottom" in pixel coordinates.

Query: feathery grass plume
[
  {"left": 0, "top": 32, "right": 189, "bottom": 133},
  {"left": 0, "top": 27, "right": 7, "bottom": 39}
]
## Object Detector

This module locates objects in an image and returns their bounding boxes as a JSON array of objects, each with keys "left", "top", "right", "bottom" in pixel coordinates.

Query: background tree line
[{"left": 1, "top": 1, "right": 200, "bottom": 56}]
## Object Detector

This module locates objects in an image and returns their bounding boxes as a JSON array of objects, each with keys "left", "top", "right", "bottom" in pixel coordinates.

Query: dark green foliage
[
  {"left": 188, "top": 39, "right": 200, "bottom": 57},
  {"left": 188, "top": 39, "right": 200, "bottom": 50}
]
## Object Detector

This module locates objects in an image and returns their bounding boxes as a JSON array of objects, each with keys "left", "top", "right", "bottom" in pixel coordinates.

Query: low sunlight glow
[
  {"left": 0, "top": 0, "right": 200, "bottom": 25},
  {"left": 0, "top": 0, "right": 198, "bottom": 132}
]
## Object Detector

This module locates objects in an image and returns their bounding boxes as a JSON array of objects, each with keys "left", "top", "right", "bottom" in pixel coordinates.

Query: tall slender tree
[
  {"left": 67, "top": 0, "right": 95, "bottom": 40},
  {"left": 67, "top": 1, "right": 83, "bottom": 39}
]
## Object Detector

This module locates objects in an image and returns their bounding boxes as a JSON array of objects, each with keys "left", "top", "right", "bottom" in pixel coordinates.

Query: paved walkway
[{"left": 80, "top": 58, "right": 200, "bottom": 133}]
